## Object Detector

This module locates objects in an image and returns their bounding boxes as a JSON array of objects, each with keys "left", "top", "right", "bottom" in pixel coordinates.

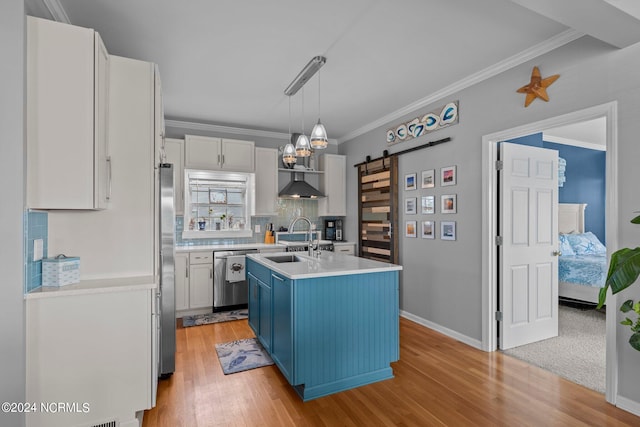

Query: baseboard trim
[
  {"left": 616, "top": 395, "right": 640, "bottom": 417},
  {"left": 400, "top": 310, "right": 483, "bottom": 350}
]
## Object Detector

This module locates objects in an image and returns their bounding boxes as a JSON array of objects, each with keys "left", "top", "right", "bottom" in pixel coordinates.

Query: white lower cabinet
[
  {"left": 334, "top": 242, "right": 356, "bottom": 256},
  {"left": 26, "top": 286, "right": 155, "bottom": 427},
  {"left": 175, "top": 251, "right": 214, "bottom": 316},
  {"left": 189, "top": 263, "right": 214, "bottom": 309},
  {"left": 175, "top": 253, "right": 189, "bottom": 311}
]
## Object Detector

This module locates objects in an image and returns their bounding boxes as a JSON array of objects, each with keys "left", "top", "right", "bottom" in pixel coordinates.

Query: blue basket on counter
[{"left": 42, "top": 254, "right": 80, "bottom": 287}]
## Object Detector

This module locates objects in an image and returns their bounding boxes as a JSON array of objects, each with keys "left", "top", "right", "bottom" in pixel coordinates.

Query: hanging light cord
[
  {"left": 288, "top": 96, "right": 291, "bottom": 136},
  {"left": 301, "top": 87, "right": 305, "bottom": 134},
  {"left": 318, "top": 69, "right": 321, "bottom": 119}
]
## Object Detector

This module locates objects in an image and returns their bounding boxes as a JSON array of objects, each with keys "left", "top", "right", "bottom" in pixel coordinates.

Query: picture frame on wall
[
  {"left": 441, "top": 221, "right": 456, "bottom": 241},
  {"left": 421, "top": 195, "right": 435, "bottom": 214},
  {"left": 405, "top": 173, "right": 417, "bottom": 190},
  {"left": 421, "top": 169, "right": 435, "bottom": 188},
  {"left": 441, "top": 194, "right": 457, "bottom": 214},
  {"left": 405, "top": 220, "right": 417, "bottom": 238},
  {"left": 441, "top": 165, "right": 456, "bottom": 186},
  {"left": 422, "top": 221, "right": 435, "bottom": 239},
  {"left": 405, "top": 197, "right": 417, "bottom": 215}
]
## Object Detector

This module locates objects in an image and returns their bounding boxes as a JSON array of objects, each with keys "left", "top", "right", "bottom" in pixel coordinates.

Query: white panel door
[{"left": 499, "top": 142, "right": 559, "bottom": 350}]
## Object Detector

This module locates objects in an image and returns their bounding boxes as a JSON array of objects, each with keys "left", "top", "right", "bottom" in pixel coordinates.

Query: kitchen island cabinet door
[
  {"left": 271, "top": 272, "right": 293, "bottom": 384},
  {"left": 247, "top": 272, "right": 259, "bottom": 334},
  {"left": 258, "top": 278, "right": 272, "bottom": 352},
  {"left": 189, "top": 263, "right": 213, "bottom": 309}
]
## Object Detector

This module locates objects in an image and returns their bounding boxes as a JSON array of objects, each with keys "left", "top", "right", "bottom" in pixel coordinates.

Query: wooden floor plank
[{"left": 143, "top": 317, "right": 639, "bottom": 426}]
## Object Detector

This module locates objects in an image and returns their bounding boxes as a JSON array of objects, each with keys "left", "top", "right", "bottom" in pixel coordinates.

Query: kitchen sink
[{"left": 264, "top": 254, "right": 304, "bottom": 263}]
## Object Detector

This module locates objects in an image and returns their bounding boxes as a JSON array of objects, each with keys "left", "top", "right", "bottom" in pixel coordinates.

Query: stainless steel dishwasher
[{"left": 213, "top": 249, "right": 258, "bottom": 311}]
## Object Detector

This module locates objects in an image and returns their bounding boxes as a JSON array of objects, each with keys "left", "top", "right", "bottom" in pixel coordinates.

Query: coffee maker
[
  {"left": 325, "top": 219, "right": 343, "bottom": 241},
  {"left": 324, "top": 220, "right": 336, "bottom": 241}
]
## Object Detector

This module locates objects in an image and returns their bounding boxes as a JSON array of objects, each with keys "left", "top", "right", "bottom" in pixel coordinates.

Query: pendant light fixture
[
  {"left": 295, "top": 87, "right": 311, "bottom": 157},
  {"left": 282, "top": 96, "right": 296, "bottom": 166},
  {"left": 310, "top": 67, "right": 329, "bottom": 149}
]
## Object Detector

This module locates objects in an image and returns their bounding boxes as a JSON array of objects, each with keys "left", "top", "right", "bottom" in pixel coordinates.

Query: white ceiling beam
[{"left": 509, "top": 0, "right": 640, "bottom": 48}]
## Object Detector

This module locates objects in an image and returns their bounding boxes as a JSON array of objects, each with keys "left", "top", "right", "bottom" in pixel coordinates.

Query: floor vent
[{"left": 90, "top": 420, "right": 117, "bottom": 427}]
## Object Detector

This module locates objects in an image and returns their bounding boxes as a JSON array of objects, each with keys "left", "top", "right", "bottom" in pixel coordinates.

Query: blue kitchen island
[{"left": 246, "top": 252, "right": 402, "bottom": 401}]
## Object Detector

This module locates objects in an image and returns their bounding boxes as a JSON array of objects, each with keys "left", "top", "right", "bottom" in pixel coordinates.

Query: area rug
[
  {"left": 502, "top": 305, "right": 605, "bottom": 393},
  {"left": 182, "top": 309, "right": 248, "bottom": 327},
  {"left": 215, "top": 338, "right": 274, "bottom": 375}
]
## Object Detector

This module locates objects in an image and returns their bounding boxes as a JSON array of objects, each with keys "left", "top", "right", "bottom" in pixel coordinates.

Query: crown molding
[
  {"left": 165, "top": 119, "right": 338, "bottom": 145},
  {"left": 338, "top": 28, "right": 584, "bottom": 144},
  {"left": 42, "top": 0, "right": 70, "bottom": 23}
]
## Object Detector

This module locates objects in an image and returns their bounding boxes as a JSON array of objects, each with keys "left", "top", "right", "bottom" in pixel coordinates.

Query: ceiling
[{"left": 26, "top": 0, "right": 640, "bottom": 143}]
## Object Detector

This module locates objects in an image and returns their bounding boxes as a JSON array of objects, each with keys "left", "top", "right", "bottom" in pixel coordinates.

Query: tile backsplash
[
  {"left": 177, "top": 199, "right": 328, "bottom": 246},
  {"left": 25, "top": 210, "right": 48, "bottom": 292}
]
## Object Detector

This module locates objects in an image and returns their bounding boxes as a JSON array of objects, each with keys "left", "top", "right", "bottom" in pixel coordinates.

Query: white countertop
[
  {"left": 26, "top": 275, "right": 157, "bottom": 299},
  {"left": 176, "top": 243, "right": 285, "bottom": 253},
  {"left": 247, "top": 252, "right": 401, "bottom": 280}
]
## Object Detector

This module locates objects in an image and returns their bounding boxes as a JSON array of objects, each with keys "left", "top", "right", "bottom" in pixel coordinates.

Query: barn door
[{"left": 358, "top": 156, "right": 398, "bottom": 263}]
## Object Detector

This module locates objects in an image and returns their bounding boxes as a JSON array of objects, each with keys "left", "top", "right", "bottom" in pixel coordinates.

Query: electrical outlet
[
  {"left": 34, "top": 239, "right": 44, "bottom": 261},
  {"left": 254, "top": 224, "right": 261, "bottom": 233}
]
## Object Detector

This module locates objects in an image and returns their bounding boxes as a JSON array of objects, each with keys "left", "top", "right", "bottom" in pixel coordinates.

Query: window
[{"left": 183, "top": 169, "right": 255, "bottom": 238}]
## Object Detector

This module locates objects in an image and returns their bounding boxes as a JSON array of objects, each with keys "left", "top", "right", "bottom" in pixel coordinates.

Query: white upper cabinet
[
  {"left": 318, "top": 154, "right": 347, "bottom": 216},
  {"left": 164, "top": 138, "right": 185, "bottom": 215},
  {"left": 184, "top": 135, "right": 254, "bottom": 172},
  {"left": 27, "top": 17, "right": 110, "bottom": 210},
  {"left": 254, "top": 147, "right": 279, "bottom": 216}
]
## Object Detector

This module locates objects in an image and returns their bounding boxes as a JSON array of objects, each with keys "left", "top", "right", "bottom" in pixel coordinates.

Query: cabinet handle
[
  {"left": 222, "top": 154, "right": 225, "bottom": 165},
  {"left": 210, "top": 268, "right": 213, "bottom": 279},
  {"left": 106, "top": 156, "right": 112, "bottom": 201},
  {"left": 272, "top": 274, "right": 284, "bottom": 282},
  {"left": 186, "top": 264, "right": 189, "bottom": 278},
  {"left": 218, "top": 154, "right": 221, "bottom": 165}
]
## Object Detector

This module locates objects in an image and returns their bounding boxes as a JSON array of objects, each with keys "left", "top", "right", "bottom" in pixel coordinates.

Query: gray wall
[
  {"left": 0, "top": 1, "right": 26, "bottom": 426},
  {"left": 340, "top": 35, "right": 640, "bottom": 403}
]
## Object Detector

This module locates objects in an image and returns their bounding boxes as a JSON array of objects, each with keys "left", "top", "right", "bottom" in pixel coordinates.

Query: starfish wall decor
[{"left": 517, "top": 66, "right": 560, "bottom": 107}]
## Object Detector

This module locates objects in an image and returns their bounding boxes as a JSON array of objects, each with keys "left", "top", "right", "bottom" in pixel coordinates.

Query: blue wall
[{"left": 507, "top": 133, "right": 606, "bottom": 244}]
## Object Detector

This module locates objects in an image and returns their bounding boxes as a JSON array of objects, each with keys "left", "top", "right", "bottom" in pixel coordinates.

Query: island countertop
[{"left": 246, "top": 252, "right": 402, "bottom": 280}]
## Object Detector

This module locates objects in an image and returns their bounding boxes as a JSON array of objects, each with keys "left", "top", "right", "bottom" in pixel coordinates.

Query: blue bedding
[{"left": 559, "top": 255, "right": 607, "bottom": 288}]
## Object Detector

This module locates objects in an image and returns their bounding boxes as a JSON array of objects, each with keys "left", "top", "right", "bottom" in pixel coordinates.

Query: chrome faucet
[{"left": 288, "top": 216, "right": 316, "bottom": 256}]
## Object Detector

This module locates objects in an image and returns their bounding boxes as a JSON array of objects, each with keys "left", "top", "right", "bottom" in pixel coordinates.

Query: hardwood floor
[{"left": 143, "top": 317, "right": 639, "bottom": 426}]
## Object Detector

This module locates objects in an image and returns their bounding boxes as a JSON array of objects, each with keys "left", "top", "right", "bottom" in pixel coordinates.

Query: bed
[{"left": 558, "top": 203, "right": 607, "bottom": 304}]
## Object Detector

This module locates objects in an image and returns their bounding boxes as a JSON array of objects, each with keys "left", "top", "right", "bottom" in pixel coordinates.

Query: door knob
[{"left": 552, "top": 250, "right": 562, "bottom": 256}]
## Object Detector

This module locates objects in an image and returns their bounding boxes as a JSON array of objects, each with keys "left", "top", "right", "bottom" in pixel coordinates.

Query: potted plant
[{"left": 597, "top": 213, "right": 640, "bottom": 350}]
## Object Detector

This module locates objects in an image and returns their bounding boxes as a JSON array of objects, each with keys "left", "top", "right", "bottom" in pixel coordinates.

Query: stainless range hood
[
  {"left": 278, "top": 133, "right": 325, "bottom": 199},
  {"left": 279, "top": 171, "right": 324, "bottom": 199}
]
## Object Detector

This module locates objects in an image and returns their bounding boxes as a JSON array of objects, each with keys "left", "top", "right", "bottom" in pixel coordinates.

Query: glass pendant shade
[
  {"left": 295, "top": 134, "right": 311, "bottom": 157},
  {"left": 282, "top": 143, "right": 297, "bottom": 165},
  {"left": 310, "top": 119, "right": 328, "bottom": 149}
]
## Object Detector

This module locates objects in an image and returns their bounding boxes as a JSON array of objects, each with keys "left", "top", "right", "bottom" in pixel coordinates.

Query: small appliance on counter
[
  {"left": 325, "top": 219, "right": 343, "bottom": 241},
  {"left": 42, "top": 254, "right": 80, "bottom": 287}
]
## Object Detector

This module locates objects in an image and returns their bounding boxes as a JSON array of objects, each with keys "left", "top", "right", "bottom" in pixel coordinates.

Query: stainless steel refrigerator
[{"left": 159, "top": 163, "right": 176, "bottom": 378}]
